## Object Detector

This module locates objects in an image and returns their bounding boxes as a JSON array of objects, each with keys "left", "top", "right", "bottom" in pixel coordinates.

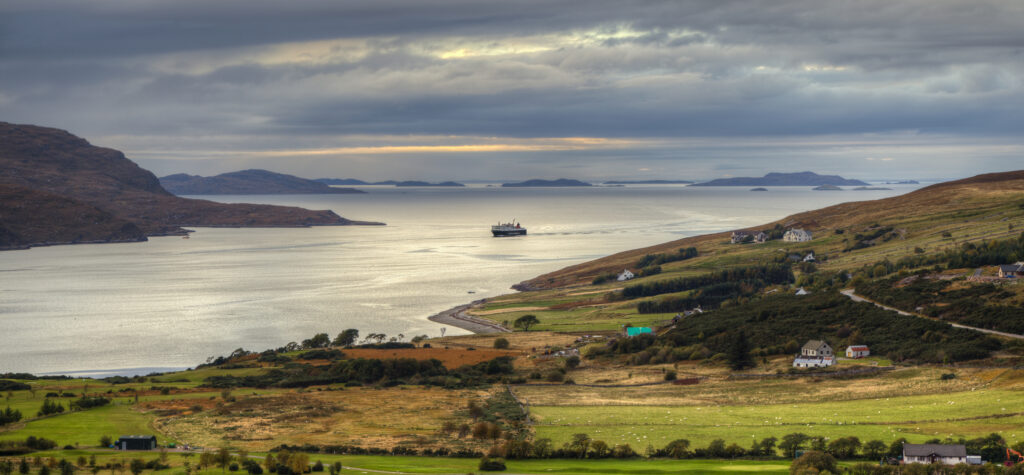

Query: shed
[
  {"left": 845, "top": 345, "right": 870, "bottom": 358},
  {"left": 117, "top": 435, "right": 157, "bottom": 451},
  {"left": 617, "top": 269, "right": 635, "bottom": 281},
  {"left": 902, "top": 443, "right": 968, "bottom": 465},
  {"left": 625, "top": 327, "right": 653, "bottom": 337}
]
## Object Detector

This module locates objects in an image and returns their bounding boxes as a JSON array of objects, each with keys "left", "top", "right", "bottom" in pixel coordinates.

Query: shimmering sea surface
[{"left": 0, "top": 184, "right": 921, "bottom": 375}]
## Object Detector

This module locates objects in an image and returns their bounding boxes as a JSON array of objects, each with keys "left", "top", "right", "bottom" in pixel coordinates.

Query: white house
[
  {"left": 902, "top": 444, "right": 968, "bottom": 465},
  {"left": 794, "top": 287, "right": 810, "bottom": 296},
  {"left": 845, "top": 345, "right": 870, "bottom": 358},
  {"left": 617, "top": 269, "right": 635, "bottom": 281},
  {"left": 802, "top": 340, "right": 832, "bottom": 357},
  {"left": 754, "top": 232, "right": 769, "bottom": 243},
  {"left": 793, "top": 340, "right": 835, "bottom": 368},
  {"left": 730, "top": 231, "right": 750, "bottom": 244},
  {"left": 783, "top": 228, "right": 813, "bottom": 242},
  {"left": 803, "top": 253, "right": 816, "bottom": 262}
]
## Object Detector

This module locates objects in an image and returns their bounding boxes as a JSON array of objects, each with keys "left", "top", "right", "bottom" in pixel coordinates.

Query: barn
[{"left": 117, "top": 435, "right": 157, "bottom": 451}]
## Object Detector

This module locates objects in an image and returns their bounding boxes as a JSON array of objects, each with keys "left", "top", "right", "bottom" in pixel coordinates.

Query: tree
[
  {"left": 467, "top": 400, "right": 484, "bottom": 421},
  {"left": 862, "top": 440, "right": 887, "bottom": 460},
  {"left": 826, "top": 436, "right": 861, "bottom": 459},
  {"left": 727, "top": 330, "right": 755, "bottom": 370},
  {"left": 514, "top": 315, "right": 539, "bottom": 331},
  {"left": 564, "top": 355, "right": 580, "bottom": 370},
  {"left": 0, "top": 406, "right": 22, "bottom": 425},
  {"left": 128, "top": 459, "right": 144, "bottom": 475},
  {"left": 37, "top": 399, "right": 64, "bottom": 417},
  {"left": 493, "top": 338, "right": 510, "bottom": 349},
  {"left": 663, "top": 439, "right": 690, "bottom": 459},
  {"left": 570, "top": 433, "right": 591, "bottom": 459},
  {"left": 887, "top": 437, "right": 908, "bottom": 458},
  {"left": 216, "top": 447, "right": 232, "bottom": 473},
  {"left": 263, "top": 454, "right": 276, "bottom": 474},
  {"left": 789, "top": 450, "right": 836, "bottom": 474},
  {"left": 302, "top": 333, "right": 331, "bottom": 349},
  {"left": 99, "top": 436, "right": 112, "bottom": 448},
  {"left": 332, "top": 329, "right": 359, "bottom": 347},
  {"left": 410, "top": 335, "right": 429, "bottom": 347},
  {"left": 758, "top": 437, "right": 778, "bottom": 457},
  {"left": 589, "top": 440, "right": 610, "bottom": 458},
  {"left": 779, "top": 433, "right": 810, "bottom": 458},
  {"left": 533, "top": 438, "right": 553, "bottom": 458}
]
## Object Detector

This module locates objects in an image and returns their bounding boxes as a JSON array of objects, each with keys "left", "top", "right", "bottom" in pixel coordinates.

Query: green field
[{"left": 530, "top": 388, "right": 1024, "bottom": 448}]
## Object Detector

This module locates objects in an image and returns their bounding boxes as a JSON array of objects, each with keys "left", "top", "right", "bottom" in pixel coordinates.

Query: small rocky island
[
  {"left": 502, "top": 178, "right": 592, "bottom": 187},
  {"left": 750, "top": 187, "right": 768, "bottom": 191},
  {"left": 812, "top": 184, "right": 843, "bottom": 191},
  {"left": 693, "top": 171, "right": 868, "bottom": 187}
]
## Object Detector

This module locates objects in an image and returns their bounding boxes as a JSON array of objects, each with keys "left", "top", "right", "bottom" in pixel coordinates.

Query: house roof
[
  {"left": 802, "top": 340, "right": 829, "bottom": 351},
  {"left": 625, "top": 327, "right": 652, "bottom": 336},
  {"left": 999, "top": 264, "right": 1024, "bottom": 273},
  {"left": 903, "top": 444, "right": 966, "bottom": 458},
  {"left": 118, "top": 435, "right": 157, "bottom": 440},
  {"left": 847, "top": 345, "right": 869, "bottom": 351}
]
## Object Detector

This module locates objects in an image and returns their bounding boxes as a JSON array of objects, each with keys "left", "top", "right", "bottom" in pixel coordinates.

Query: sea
[{"left": 0, "top": 184, "right": 923, "bottom": 376}]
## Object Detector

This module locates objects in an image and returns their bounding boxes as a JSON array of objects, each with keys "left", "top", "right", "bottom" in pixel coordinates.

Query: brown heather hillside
[
  {"left": 0, "top": 122, "right": 381, "bottom": 249},
  {"left": 517, "top": 170, "right": 1024, "bottom": 290}
]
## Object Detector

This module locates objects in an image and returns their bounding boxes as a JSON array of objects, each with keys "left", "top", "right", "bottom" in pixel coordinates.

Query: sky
[{"left": 2, "top": 0, "right": 1024, "bottom": 182}]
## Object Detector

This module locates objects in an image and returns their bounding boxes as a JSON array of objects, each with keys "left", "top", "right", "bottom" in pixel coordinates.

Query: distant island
[
  {"left": 502, "top": 178, "right": 592, "bottom": 187},
  {"left": 602, "top": 180, "right": 694, "bottom": 185},
  {"left": 750, "top": 187, "right": 768, "bottom": 191},
  {"left": 161, "top": 170, "right": 364, "bottom": 195},
  {"left": 315, "top": 178, "right": 464, "bottom": 187},
  {"left": 883, "top": 180, "right": 919, "bottom": 184},
  {"left": 854, "top": 186, "right": 893, "bottom": 191},
  {"left": 0, "top": 122, "right": 380, "bottom": 250},
  {"left": 812, "top": 184, "right": 843, "bottom": 191},
  {"left": 692, "top": 171, "right": 869, "bottom": 187}
]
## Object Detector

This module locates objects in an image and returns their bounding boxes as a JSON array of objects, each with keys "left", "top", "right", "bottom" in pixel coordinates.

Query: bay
[{"left": 0, "top": 184, "right": 920, "bottom": 375}]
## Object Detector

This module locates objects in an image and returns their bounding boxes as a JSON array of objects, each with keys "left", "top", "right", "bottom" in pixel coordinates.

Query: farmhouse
[
  {"left": 801, "top": 340, "right": 832, "bottom": 357},
  {"left": 617, "top": 269, "right": 635, "bottom": 281},
  {"left": 783, "top": 228, "right": 813, "bottom": 242},
  {"left": 902, "top": 443, "right": 968, "bottom": 465},
  {"left": 754, "top": 231, "right": 768, "bottom": 243},
  {"left": 803, "top": 252, "right": 815, "bottom": 262},
  {"left": 730, "top": 231, "right": 751, "bottom": 244},
  {"left": 998, "top": 262, "right": 1024, "bottom": 278},
  {"left": 625, "top": 327, "right": 653, "bottom": 337},
  {"left": 794, "top": 287, "right": 810, "bottom": 296},
  {"left": 846, "top": 345, "right": 870, "bottom": 358},
  {"left": 117, "top": 435, "right": 157, "bottom": 451}
]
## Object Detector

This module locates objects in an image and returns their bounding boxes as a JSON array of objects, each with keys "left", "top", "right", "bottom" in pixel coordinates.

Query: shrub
[
  {"left": 493, "top": 338, "right": 510, "bottom": 349},
  {"left": 478, "top": 457, "right": 506, "bottom": 471},
  {"left": 664, "top": 371, "right": 677, "bottom": 381},
  {"left": 790, "top": 450, "right": 837, "bottom": 474}
]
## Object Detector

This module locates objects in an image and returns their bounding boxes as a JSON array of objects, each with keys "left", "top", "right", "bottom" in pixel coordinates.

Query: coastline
[{"left": 428, "top": 299, "right": 511, "bottom": 334}]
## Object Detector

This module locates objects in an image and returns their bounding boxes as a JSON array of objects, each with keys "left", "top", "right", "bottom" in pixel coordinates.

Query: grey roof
[
  {"left": 802, "top": 340, "right": 829, "bottom": 351},
  {"left": 999, "top": 264, "right": 1024, "bottom": 273},
  {"left": 903, "top": 444, "right": 966, "bottom": 458},
  {"left": 118, "top": 435, "right": 157, "bottom": 440}
]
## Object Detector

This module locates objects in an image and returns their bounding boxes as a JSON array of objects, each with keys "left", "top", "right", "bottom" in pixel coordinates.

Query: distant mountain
[
  {"left": 602, "top": 180, "right": 693, "bottom": 185},
  {"left": 502, "top": 178, "right": 592, "bottom": 187},
  {"left": 161, "top": 170, "right": 364, "bottom": 195},
  {"left": 0, "top": 122, "right": 379, "bottom": 250},
  {"left": 692, "top": 172, "right": 869, "bottom": 187},
  {"left": 316, "top": 178, "right": 370, "bottom": 186},
  {"left": 315, "top": 178, "right": 465, "bottom": 187},
  {"left": 394, "top": 181, "right": 465, "bottom": 187}
]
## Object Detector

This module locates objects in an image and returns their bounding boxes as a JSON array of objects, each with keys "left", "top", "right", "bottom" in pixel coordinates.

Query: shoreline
[{"left": 427, "top": 299, "right": 511, "bottom": 334}]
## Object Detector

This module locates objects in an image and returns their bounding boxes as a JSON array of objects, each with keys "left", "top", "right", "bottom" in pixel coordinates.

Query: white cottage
[
  {"left": 902, "top": 444, "right": 968, "bottom": 465},
  {"left": 845, "top": 345, "right": 870, "bottom": 358},
  {"left": 617, "top": 269, "right": 635, "bottom": 281},
  {"left": 793, "top": 340, "right": 835, "bottom": 368},
  {"left": 783, "top": 228, "right": 813, "bottom": 242}
]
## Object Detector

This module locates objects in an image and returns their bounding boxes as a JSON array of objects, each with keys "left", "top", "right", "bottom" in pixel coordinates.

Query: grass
[
  {"left": 528, "top": 388, "right": 1024, "bottom": 449},
  {"left": 0, "top": 404, "right": 161, "bottom": 448}
]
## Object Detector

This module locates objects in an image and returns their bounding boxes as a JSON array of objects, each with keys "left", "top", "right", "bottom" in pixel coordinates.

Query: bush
[
  {"left": 664, "top": 371, "right": 677, "bottom": 381},
  {"left": 478, "top": 457, "right": 506, "bottom": 471},
  {"left": 790, "top": 450, "right": 837, "bottom": 474},
  {"left": 493, "top": 338, "right": 510, "bottom": 349}
]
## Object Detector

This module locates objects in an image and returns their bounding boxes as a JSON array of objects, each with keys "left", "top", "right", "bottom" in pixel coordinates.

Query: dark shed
[{"left": 117, "top": 435, "right": 157, "bottom": 450}]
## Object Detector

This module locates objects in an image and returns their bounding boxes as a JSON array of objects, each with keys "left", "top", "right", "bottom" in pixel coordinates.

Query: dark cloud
[{"left": 2, "top": 0, "right": 1023, "bottom": 180}]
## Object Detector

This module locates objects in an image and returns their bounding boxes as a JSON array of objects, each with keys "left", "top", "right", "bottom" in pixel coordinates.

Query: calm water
[{"left": 0, "top": 185, "right": 921, "bottom": 375}]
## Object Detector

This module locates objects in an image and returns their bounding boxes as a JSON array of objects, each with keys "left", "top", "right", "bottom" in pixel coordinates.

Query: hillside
[
  {"left": 692, "top": 171, "right": 869, "bottom": 186},
  {"left": 515, "top": 170, "right": 1024, "bottom": 290},
  {"left": 160, "top": 170, "right": 364, "bottom": 195},
  {"left": 0, "top": 122, "right": 381, "bottom": 249}
]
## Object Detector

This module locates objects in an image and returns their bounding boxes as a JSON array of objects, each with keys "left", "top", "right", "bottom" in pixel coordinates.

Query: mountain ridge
[
  {"left": 692, "top": 171, "right": 869, "bottom": 187},
  {"left": 160, "top": 169, "right": 364, "bottom": 195}
]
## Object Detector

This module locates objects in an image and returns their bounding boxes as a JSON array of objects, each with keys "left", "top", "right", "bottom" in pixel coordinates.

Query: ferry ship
[{"left": 491, "top": 221, "right": 526, "bottom": 237}]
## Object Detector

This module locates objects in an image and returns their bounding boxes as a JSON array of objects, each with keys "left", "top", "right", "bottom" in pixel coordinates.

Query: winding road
[{"left": 839, "top": 289, "right": 1024, "bottom": 340}]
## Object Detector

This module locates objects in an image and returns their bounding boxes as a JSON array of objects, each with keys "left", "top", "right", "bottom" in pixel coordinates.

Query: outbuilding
[
  {"left": 617, "top": 269, "right": 635, "bottom": 281},
  {"left": 625, "top": 327, "right": 653, "bottom": 337},
  {"left": 845, "top": 345, "right": 870, "bottom": 358},
  {"left": 117, "top": 435, "right": 157, "bottom": 451}
]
